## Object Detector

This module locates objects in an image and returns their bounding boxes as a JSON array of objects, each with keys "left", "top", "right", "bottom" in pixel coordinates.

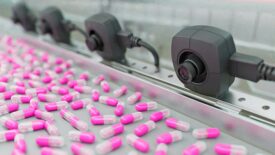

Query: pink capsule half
[
  {"left": 36, "top": 136, "right": 64, "bottom": 147},
  {"left": 182, "top": 141, "right": 207, "bottom": 155},
  {"left": 0, "top": 129, "right": 18, "bottom": 142},
  {"left": 0, "top": 91, "right": 15, "bottom": 100},
  {"left": 99, "top": 96, "right": 118, "bottom": 107},
  {"left": 71, "top": 98, "right": 91, "bottom": 110},
  {"left": 71, "top": 143, "right": 95, "bottom": 155},
  {"left": 134, "top": 120, "right": 156, "bottom": 137},
  {"left": 156, "top": 131, "right": 183, "bottom": 144},
  {"left": 96, "top": 136, "right": 122, "bottom": 154},
  {"left": 91, "top": 89, "right": 100, "bottom": 101},
  {"left": 113, "top": 85, "right": 128, "bottom": 97},
  {"left": 214, "top": 143, "right": 247, "bottom": 155},
  {"left": 91, "top": 115, "right": 117, "bottom": 125},
  {"left": 41, "top": 147, "right": 67, "bottom": 155},
  {"left": 155, "top": 143, "right": 168, "bottom": 155},
  {"left": 69, "top": 130, "right": 95, "bottom": 144},
  {"left": 126, "top": 134, "right": 150, "bottom": 153},
  {"left": 79, "top": 72, "right": 90, "bottom": 81},
  {"left": 45, "top": 101, "right": 68, "bottom": 112},
  {"left": 100, "top": 123, "right": 124, "bottom": 139},
  {"left": 120, "top": 112, "right": 143, "bottom": 125},
  {"left": 86, "top": 104, "right": 101, "bottom": 117},
  {"left": 14, "top": 134, "right": 26, "bottom": 153},
  {"left": 127, "top": 92, "right": 142, "bottom": 104},
  {"left": 18, "top": 120, "right": 45, "bottom": 133},
  {"left": 135, "top": 102, "right": 158, "bottom": 112},
  {"left": 192, "top": 128, "right": 220, "bottom": 139},
  {"left": 0, "top": 116, "right": 18, "bottom": 129},
  {"left": 150, "top": 109, "right": 170, "bottom": 122},
  {"left": 165, "top": 118, "right": 191, "bottom": 132},
  {"left": 100, "top": 81, "right": 110, "bottom": 92},
  {"left": 114, "top": 102, "right": 125, "bottom": 117}
]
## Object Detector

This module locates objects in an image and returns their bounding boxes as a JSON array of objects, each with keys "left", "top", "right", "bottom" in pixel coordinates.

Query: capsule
[
  {"left": 59, "top": 75, "right": 72, "bottom": 85},
  {"left": 41, "top": 76, "right": 53, "bottom": 84},
  {"left": 10, "top": 108, "right": 35, "bottom": 120},
  {"left": 100, "top": 123, "right": 124, "bottom": 139},
  {"left": 156, "top": 131, "right": 182, "bottom": 144},
  {"left": 28, "top": 80, "right": 43, "bottom": 88},
  {"left": 214, "top": 143, "right": 247, "bottom": 155},
  {"left": 0, "top": 116, "right": 18, "bottom": 129},
  {"left": 45, "top": 121, "right": 60, "bottom": 136},
  {"left": 113, "top": 85, "right": 128, "bottom": 97},
  {"left": 41, "top": 147, "right": 67, "bottom": 155},
  {"left": 11, "top": 95, "right": 32, "bottom": 104},
  {"left": 91, "top": 89, "right": 100, "bottom": 101},
  {"left": 86, "top": 104, "right": 101, "bottom": 117},
  {"left": 0, "top": 91, "right": 15, "bottom": 100},
  {"left": 182, "top": 141, "right": 207, "bottom": 155},
  {"left": 36, "top": 136, "right": 64, "bottom": 147},
  {"left": 99, "top": 96, "right": 118, "bottom": 107},
  {"left": 93, "top": 75, "right": 105, "bottom": 85},
  {"left": 192, "top": 128, "right": 220, "bottom": 139},
  {"left": 29, "top": 99, "right": 39, "bottom": 110},
  {"left": 134, "top": 120, "right": 156, "bottom": 137},
  {"left": 0, "top": 82, "right": 7, "bottom": 92},
  {"left": 0, "top": 103, "right": 19, "bottom": 115},
  {"left": 135, "top": 102, "right": 158, "bottom": 112},
  {"left": 114, "top": 102, "right": 125, "bottom": 117},
  {"left": 14, "top": 134, "right": 26, "bottom": 153},
  {"left": 51, "top": 86, "right": 69, "bottom": 95},
  {"left": 74, "top": 86, "right": 92, "bottom": 94},
  {"left": 68, "top": 130, "right": 95, "bottom": 144},
  {"left": 0, "top": 130, "right": 18, "bottom": 142},
  {"left": 155, "top": 143, "right": 168, "bottom": 155},
  {"left": 100, "top": 81, "right": 110, "bottom": 93},
  {"left": 79, "top": 72, "right": 90, "bottom": 81},
  {"left": 96, "top": 136, "right": 122, "bottom": 154},
  {"left": 127, "top": 92, "right": 142, "bottom": 104},
  {"left": 38, "top": 94, "right": 57, "bottom": 102},
  {"left": 68, "top": 79, "right": 86, "bottom": 88},
  {"left": 9, "top": 86, "right": 26, "bottom": 94},
  {"left": 150, "top": 109, "right": 170, "bottom": 122},
  {"left": 45, "top": 101, "right": 68, "bottom": 112},
  {"left": 35, "top": 110, "right": 54, "bottom": 122},
  {"left": 91, "top": 115, "right": 117, "bottom": 125},
  {"left": 26, "top": 88, "right": 48, "bottom": 97},
  {"left": 61, "top": 92, "right": 80, "bottom": 102},
  {"left": 11, "top": 149, "right": 25, "bottom": 155},
  {"left": 71, "top": 143, "right": 95, "bottom": 155},
  {"left": 126, "top": 134, "right": 150, "bottom": 153},
  {"left": 71, "top": 98, "right": 91, "bottom": 110},
  {"left": 120, "top": 112, "right": 143, "bottom": 125},
  {"left": 165, "top": 118, "right": 191, "bottom": 132},
  {"left": 60, "top": 109, "right": 88, "bottom": 131},
  {"left": 18, "top": 120, "right": 45, "bottom": 133}
]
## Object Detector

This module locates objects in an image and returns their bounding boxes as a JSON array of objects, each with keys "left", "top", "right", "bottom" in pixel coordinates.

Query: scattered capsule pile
[{"left": 0, "top": 35, "right": 264, "bottom": 155}]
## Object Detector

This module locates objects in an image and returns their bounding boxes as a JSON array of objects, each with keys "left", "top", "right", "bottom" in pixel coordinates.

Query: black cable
[{"left": 259, "top": 63, "right": 275, "bottom": 81}]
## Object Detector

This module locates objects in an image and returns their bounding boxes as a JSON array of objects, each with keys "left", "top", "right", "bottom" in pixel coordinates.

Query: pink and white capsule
[
  {"left": 79, "top": 72, "right": 90, "bottom": 81},
  {"left": 36, "top": 136, "right": 64, "bottom": 147},
  {"left": 35, "top": 110, "right": 54, "bottom": 122},
  {"left": 134, "top": 120, "right": 156, "bottom": 137},
  {"left": 150, "top": 109, "right": 170, "bottom": 122},
  {"left": 0, "top": 91, "right": 15, "bottom": 100},
  {"left": 93, "top": 75, "right": 105, "bottom": 85},
  {"left": 26, "top": 88, "right": 47, "bottom": 97},
  {"left": 38, "top": 94, "right": 57, "bottom": 102},
  {"left": 45, "top": 121, "right": 59, "bottom": 136},
  {"left": 61, "top": 92, "right": 80, "bottom": 102},
  {"left": 135, "top": 102, "right": 158, "bottom": 112},
  {"left": 51, "top": 86, "right": 69, "bottom": 95},
  {"left": 68, "top": 130, "right": 95, "bottom": 144},
  {"left": 96, "top": 136, "right": 122, "bottom": 154},
  {"left": 91, "top": 115, "right": 117, "bottom": 125},
  {"left": 126, "top": 134, "right": 150, "bottom": 153},
  {"left": 18, "top": 120, "right": 45, "bottom": 133},
  {"left": 10, "top": 108, "right": 35, "bottom": 120},
  {"left": 14, "top": 134, "right": 26, "bottom": 153},
  {"left": 114, "top": 102, "right": 125, "bottom": 117},
  {"left": 9, "top": 86, "right": 26, "bottom": 94},
  {"left": 155, "top": 143, "right": 168, "bottom": 155},
  {"left": 120, "top": 112, "right": 143, "bottom": 125},
  {"left": 0, "top": 82, "right": 7, "bottom": 92},
  {"left": 68, "top": 79, "right": 86, "bottom": 88},
  {"left": 41, "top": 147, "right": 67, "bottom": 155},
  {"left": 100, "top": 81, "right": 110, "bottom": 93},
  {"left": 127, "top": 92, "right": 142, "bottom": 104},
  {"left": 91, "top": 89, "right": 100, "bottom": 101},
  {"left": 86, "top": 104, "right": 101, "bottom": 117},
  {"left": 45, "top": 101, "right": 68, "bottom": 112},
  {"left": 0, "top": 116, "right": 18, "bottom": 129},
  {"left": 11, "top": 95, "right": 32, "bottom": 104},
  {"left": 165, "top": 118, "right": 191, "bottom": 132},
  {"left": 59, "top": 75, "right": 72, "bottom": 85},
  {"left": 157, "top": 131, "right": 183, "bottom": 144},
  {"left": 182, "top": 141, "right": 207, "bottom": 155},
  {"left": 29, "top": 99, "right": 39, "bottom": 110},
  {"left": 113, "top": 85, "right": 128, "bottom": 97},
  {"left": 99, "top": 96, "right": 118, "bottom": 107},
  {"left": 71, "top": 98, "right": 91, "bottom": 110},
  {"left": 60, "top": 109, "right": 88, "bottom": 131},
  {"left": 28, "top": 80, "right": 43, "bottom": 88},
  {"left": 0, "top": 103, "right": 19, "bottom": 115},
  {"left": 214, "top": 143, "right": 247, "bottom": 155},
  {"left": 74, "top": 85, "right": 92, "bottom": 94},
  {"left": 100, "top": 123, "right": 124, "bottom": 139},
  {"left": 0, "top": 129, "right": 18, "bottom": 142},
  {"left": 71, "top": 143, "right": 95, "bottom": 155},
  {"left": 192, "top": 128, "right": 220, "bottom": 139}
]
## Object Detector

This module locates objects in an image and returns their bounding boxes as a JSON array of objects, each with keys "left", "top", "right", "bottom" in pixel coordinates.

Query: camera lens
[{"left": 178, "top": 61, "right": 197, "bottom": 83}]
